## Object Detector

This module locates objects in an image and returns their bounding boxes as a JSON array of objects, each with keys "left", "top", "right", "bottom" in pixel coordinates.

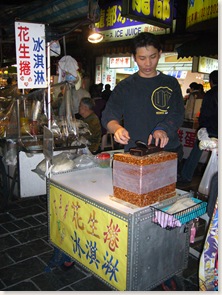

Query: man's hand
[
  {"left": 148, "top": 130, "right": 169, "bottom": 148},
  {"left": 107, "top": 120, "right": 130, "bottom": 145},
  {"left": 114, "top": 127, "right": 130, "bottom": 145}
]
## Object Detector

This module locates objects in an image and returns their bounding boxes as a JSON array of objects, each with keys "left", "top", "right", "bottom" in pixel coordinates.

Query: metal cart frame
[{"left": 47, "top": 167, "right": 192, "bottom": 291}]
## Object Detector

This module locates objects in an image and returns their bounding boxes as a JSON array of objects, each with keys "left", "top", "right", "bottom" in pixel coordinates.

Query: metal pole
[
  {"left": 47, "top": 41, "right": 51, "bottom": 130},
  {"left": 46, "top": 41, "right": 51, "bottom": 178},
  {"left": 63, "top": 36, "right": 66, "bottom": 56}
]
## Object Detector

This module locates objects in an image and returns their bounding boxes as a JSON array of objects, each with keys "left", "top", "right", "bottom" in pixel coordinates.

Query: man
[
  {"left": 101, "top": 32, "right": 184, "bottom": 162},
  {"left": 178, "top": 70, "right": 218, "bottom": 184},
  {"left": 102, "top": 84, "right": 112, "bottom": 102},
  {"left": 79, "top": 97, "right": 102, "bottom": 154},
  {"left": 184, "top": 82, "right": 204, "bottom": 120}
]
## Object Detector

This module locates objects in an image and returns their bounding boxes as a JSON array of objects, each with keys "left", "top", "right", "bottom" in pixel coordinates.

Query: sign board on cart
[{"left": 49, "top": 184, "right": 128, "bottom": 290}]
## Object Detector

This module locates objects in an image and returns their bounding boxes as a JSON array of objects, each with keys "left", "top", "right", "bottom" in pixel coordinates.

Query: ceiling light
[{"left": 88, "top": 25, "right": 103, "bottom": 44}]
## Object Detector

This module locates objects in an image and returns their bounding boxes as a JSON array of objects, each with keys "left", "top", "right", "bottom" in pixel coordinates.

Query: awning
[
  {"left": 176, "top": 35, "right": 218, "bottom": 59},
  {"left": 0, "top": 0, "right": 96, "bottom": 41}
]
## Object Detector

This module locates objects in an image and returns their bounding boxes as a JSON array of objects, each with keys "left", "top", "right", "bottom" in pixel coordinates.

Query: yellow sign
[
  {"left": 49, "top": 184, "right": 128, "bottom": 291},
  {"left": 198, "top": 56, "right": 218, "bottom": 73},
  {"left": 186, "top": 0, "right": 218, "bottom": 28}
]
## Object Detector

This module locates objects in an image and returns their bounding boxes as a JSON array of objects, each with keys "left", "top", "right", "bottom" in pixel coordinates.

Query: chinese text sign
[
  {"left": 49, "top": 185, "right": 128, "bottom": 291},
  {"left": 15, "top": 21, "right": 47, "bottom": 89},
  {"left": 186, "top": 0, "right": 218, "bottom": 29},
  {"left": 96, "top": 0, "right": 170, "bottom": 42}
]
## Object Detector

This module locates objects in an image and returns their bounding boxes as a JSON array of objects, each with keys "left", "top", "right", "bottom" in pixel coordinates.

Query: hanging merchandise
[
  {"left": 198, "top": 148, "right": 218, "bottom": 196},
  {"left": 58, "top": 55, "right": 79, "bottom": 83},
  {"left": 50, "top": 40, "right": 61, "bottom": 57},
  {"left": 198, "top": 128, "right": 218, "bottom": 150}
]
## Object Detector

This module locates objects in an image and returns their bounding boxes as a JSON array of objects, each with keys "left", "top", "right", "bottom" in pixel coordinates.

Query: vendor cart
[
  {"left": 0, "top": 83, "right": 89, "bottom": 201},
  {"left": 47, "top": 166, "right": 206, "bottom": 291}
]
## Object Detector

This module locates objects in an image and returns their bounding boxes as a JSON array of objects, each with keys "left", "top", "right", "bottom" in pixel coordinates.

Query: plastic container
[
  {"left": 95, "top": 153, "right": 110, "bottom": 168},
  {"left": 150, "top": 197, "right": 207, "bottom": 230}
]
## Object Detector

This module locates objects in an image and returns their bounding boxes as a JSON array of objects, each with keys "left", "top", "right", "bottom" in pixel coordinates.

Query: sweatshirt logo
[{"left": 151, "top": 86, "right": 172, "bottom": 114}]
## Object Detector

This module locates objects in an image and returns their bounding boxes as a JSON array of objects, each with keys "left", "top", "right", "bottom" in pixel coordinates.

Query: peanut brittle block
[{"left": 113, "top": 151, "right": 177, "bottom": 207}]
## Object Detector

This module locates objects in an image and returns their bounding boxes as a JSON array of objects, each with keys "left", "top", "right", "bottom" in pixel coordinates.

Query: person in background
[
  {"left": 101, "top": 32, "right": 184, "bottom": 166},
  {"left": 183, "top": 88, "right": 190, "bottom": 105},
  {"left": 102, "top": 84, "right": 112, "bottom": 102},
  {"left": 178, "top": 70, "right": 218, "bottom": 184},
  {"left": 184, "top": 82, "right": 203, "bottom": 120},
  {"left": 78, "top": 97, "right": 102, "bottom": 154},
  {"left": 97, "top": 83, "right": 104, "bottom": 97},
  {"left": 73, "top": 78, "right": 91, "bottom": 119},
  {"left": 198, "top": 83, "right": 205, "bottom": 96},
  {"left": 195, "top": 83, "right": 206, "bottom": 118},
  {"left": 90, "top": 84, "right": 107, "bottom": 136}
]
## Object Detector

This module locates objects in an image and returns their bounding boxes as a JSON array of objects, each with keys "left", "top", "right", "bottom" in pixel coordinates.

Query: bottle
[{"left": 190, "top": 222, "right": 196, "bottom": 244}]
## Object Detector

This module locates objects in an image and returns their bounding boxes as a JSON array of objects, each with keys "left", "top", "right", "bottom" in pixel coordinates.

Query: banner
[{"left": 15, "top": 21, "right": 47, "bottom": 89}]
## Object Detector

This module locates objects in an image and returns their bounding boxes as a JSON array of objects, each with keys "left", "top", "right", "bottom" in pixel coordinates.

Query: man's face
[
  {"left": 79, "top": 102, "right": 85, "bottom": 116},
  {"left": 134, "top": 46, "right": 162, "bottom": 78}
]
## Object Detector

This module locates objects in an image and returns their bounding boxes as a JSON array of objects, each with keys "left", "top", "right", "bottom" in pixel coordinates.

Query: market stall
[
  {"left": 0, "top": 81, "right": 91, "bottom": 200},
  {"left": 47, "top": 163, "right": 207, "bottom": 291}
]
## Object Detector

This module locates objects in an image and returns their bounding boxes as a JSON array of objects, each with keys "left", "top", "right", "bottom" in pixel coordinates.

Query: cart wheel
[{"left": 161, "top": 275, "right": 184, "bottom": 291}]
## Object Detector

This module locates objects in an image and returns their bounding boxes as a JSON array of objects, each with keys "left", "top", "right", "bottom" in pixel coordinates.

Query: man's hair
[
  {"left": 209, "top": 70, "right": 218, "bottom": 85},
  {"left": 131, "top": 32, "right": 162, "bottom": 56},
  {"left": 80, "top": 97, "right": 95, "bottom": 110},
  {"left": 189, "top": 82, "right": 199, "bottom": 90}
]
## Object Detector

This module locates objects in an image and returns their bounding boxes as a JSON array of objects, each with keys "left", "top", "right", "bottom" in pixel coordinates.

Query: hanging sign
[
  {"left": 96, "top": 0, "right": 171, "bottom": 42},
  {"left": 95, "top": 64, "right": 102, "bottom": 84},
  {"left": 121, "top": 0, "right": 174, "bottom": 28},
  {"left": 186, "top": 0, "right": 218, "bottom": 29},
  {"left": 109, "top": 56, "right": 131, "bottom": 68},
  {"left": 192, "top": 56, "right": 218, "bottom": 74},
  {"left": 15, "top": 21, "right": 47, "bottom": 89}
]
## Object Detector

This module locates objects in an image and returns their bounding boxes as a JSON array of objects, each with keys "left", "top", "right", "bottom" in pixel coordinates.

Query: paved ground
[{"left": 0, "top": 165, "right": 207, "bottom": 291}]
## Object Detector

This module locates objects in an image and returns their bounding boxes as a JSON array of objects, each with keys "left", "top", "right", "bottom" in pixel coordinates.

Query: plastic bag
[
  {"left": 73, "top": 154, "right": 97, "bottom": 168},
  {"left": 197, "top": 128, "right": 218, "bottom": 150},
  {"left": 32, "top": 151, "right": 96, "bottom": 180},
  {"left": 199, "top": 138, "right": 218, "bottom": 150},
  {"left": 197, "top": 128, "right": 209, "bottom": 141},
  {"left": 3, "top": 140, "right": 17, "bottom": 166},
  {"left": 32, "top": 152, "right": 78, "bottom": 179},
  {"left": 198, "top": 148, "right": 218, "bottom": 196}
]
